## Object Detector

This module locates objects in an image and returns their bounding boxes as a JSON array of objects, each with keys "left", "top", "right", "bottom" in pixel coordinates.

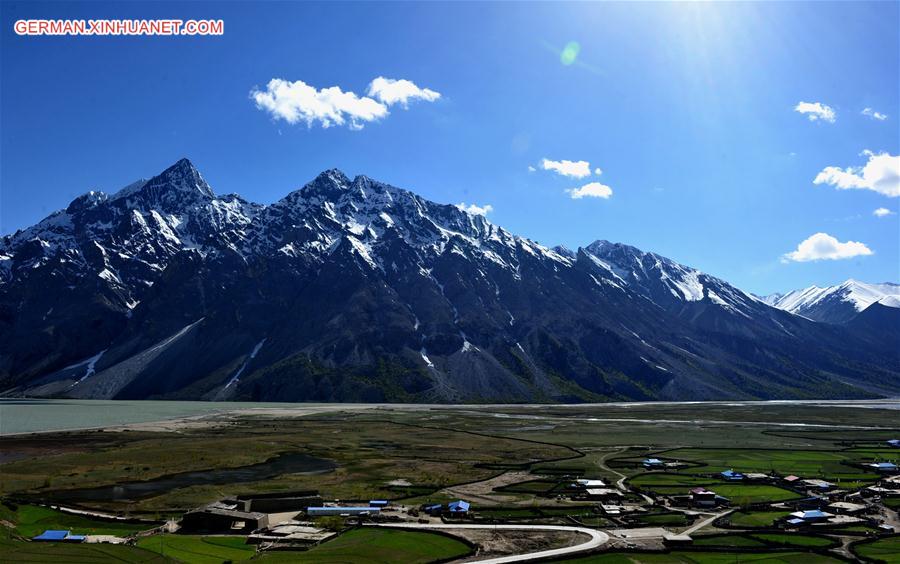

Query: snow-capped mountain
[
  {"left": 763, "top": 280, "right": 900, "bottom": 323},
  {"left": 1, "top": 159, "right": 898, "bottom": 402}
]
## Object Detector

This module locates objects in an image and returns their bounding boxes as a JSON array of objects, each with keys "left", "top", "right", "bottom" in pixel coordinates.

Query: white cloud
[
  {"left": 527, "top": 165, "right": 536, "bottom": 172},
  {"left": 456, "top": 202, "right": 494, "bottom": 216},
  {"left": 541, "top": 158, "right": 592, "bottom": 179},
  {"left": 367, "top": 77, "right": 441, "bottom": 107},
  {"left": 251, "top": 76, "right": 439, "bottom": 130},
  {"left": 794, "top": 101, "right": 836, "bottom": 123},
  {"left": 873, "top": 207, "right": 895, "bottom": 217},
  {"left": 861, "top": 107, "right": 888, "bottom": 121},
  {"left": 594, "top": 167, "right": 603, "bottom": 175},
  {"left": 782, "top": 232, "right": 873, "bottom": 263},
  {"left": 566, "top": 181, "right": 613, "bottom": 200},
  {"left": 813, "top": 151, "right": 900, "bottom": 197}
]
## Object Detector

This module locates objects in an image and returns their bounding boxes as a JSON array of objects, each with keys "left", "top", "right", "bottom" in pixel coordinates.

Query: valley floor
[{"left": 2, "top": 400, "right": 899, "bottom": 562}]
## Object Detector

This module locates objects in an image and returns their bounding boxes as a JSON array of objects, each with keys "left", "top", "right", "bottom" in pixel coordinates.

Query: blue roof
[
  {"left": 369, "top": 500, "right": 389, "bottom": 505},
  {"left": 425, "top": 504, "right": 442, "bottom": 510},
  {"left": 801, "top": 510, "right": 827, "bottom": 518},
  {"left": 644, "top": 458, "right": 663, "bottom": 463},
  {"left": 721, "top": 470, "right": 744, "bottom": 477},
  {"left": 874, "top": 462, "right": 897, "bottom": 468},
  {"left": 448, "top": 500, "right": 470, "bottom": 512},
  {"left": 787, "top": 518, "right": 805, "bottom": 525},
  {"left": 67, "top": 535, "right": 86, "bottom": 541},
  {"left": 33, "top": 530, "right": 71, "bottom": 541}
]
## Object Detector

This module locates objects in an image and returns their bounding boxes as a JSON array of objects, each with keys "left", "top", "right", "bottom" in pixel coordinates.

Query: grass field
[
  {"left": 1, "top": 418, "right": 569, "bottom": 513},
  {"left": 135, "top": 535, "right": 256, "bottom": 563},
  {"left": 634, "top": 483, "right": 799, "bottom": 505},
  {"left": 692, "top": 534, "right": 768, "bottom": 548},
  {"left": 628, "top": 474, "right": 725, "bottom": 487},
  {"left": 852, "top": 535, "right": 900, "bottom": 562},
  {"left": 255, "top": 527, "right": 473, "bottom": 563},
  {"left": 662, "top": 448, "right": 851, "bottom": 476},
  {"left": 558, "top": 550, "right": 844, "bottom": 562},
  {"left": 725, "top": 510, "right": 792, "bottom": 528},
  {"left": 692, "top": 533, "right": 836, "bottom": 550},
  {"left": 1, "top": 503, "right": 155, "bottom": 538},
  {"left": 752, "top": 533, "right": 835, "bottom": 548},
  {"left": 0, "top": 537, "right": 172, "bottom": 563}
]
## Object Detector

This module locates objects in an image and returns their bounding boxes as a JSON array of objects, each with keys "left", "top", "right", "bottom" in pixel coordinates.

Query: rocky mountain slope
[
  {"left": 1, "top": 159, "right": 898, "bottom": 402},
  {"left": 762, "top": 280, "right": 900, "bottom": 323}
]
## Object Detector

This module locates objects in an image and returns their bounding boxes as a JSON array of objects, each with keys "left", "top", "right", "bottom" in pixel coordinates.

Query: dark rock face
[{"left": 1, "top": 160, "right": 897, "bottom": 402}]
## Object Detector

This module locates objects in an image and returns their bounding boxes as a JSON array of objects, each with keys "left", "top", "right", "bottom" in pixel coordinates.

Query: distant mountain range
[
  {"left": 1, "top": 159, "right": 898, "bottom": 402},
  {"left": 761, "top": 280, "right": 900, "bottom": 323}
]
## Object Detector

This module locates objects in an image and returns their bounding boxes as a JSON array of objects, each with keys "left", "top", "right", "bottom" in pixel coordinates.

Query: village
[{"left": 17, "top": 437, "right": 900, "bottom": 562}]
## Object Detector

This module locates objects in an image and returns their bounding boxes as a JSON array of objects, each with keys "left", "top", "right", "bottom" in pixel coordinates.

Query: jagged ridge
[{"left": 1, "top": 159, "right": 897, "bottom": 402}]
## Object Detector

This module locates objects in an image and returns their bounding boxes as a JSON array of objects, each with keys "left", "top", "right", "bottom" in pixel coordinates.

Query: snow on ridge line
[{"left": 767, "top": 280, "right": 900, "bottom": 314}]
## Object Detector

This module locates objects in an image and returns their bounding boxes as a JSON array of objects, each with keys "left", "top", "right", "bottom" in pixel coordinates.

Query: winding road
[{"left": 370, "top": 523, "right": 609, "bottom": 563}]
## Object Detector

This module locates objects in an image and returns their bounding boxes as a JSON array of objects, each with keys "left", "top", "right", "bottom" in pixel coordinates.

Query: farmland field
[
  {"left": 254, "top": 527, "right": 473, "bottom": 563},
  {"left": 852, "top": 535, "right": 900, "bottom": 562},
  {"left": 135, "top": 535, "right": 256, "bottom": 564}
]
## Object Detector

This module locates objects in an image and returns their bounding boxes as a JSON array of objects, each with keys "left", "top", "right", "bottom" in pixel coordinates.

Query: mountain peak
[
  {"left": 313, "top": 168, "right": 351, "bottom": 186},
  {"left": 116, "top": 158, "right": 214, "bottom": 203}
]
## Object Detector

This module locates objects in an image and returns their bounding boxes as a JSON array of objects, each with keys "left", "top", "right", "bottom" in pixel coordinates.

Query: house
[
  {"left": 584, "top": 488, "right": 624, "bottom": 501},
  {"left": 663, "top": 533, "right": 693, "bottom": 546},
  {"left": 802, "top": 479, "right": 834, "bottom": 490},
  {"left": 745, "top": 472, "right": 770, "bottom": 481},
  {"left": 237, "top": 490, "right": 323, "bottom": 513},
  {"left": 369, "top": 500, "right": 389, "bottom": 508},
  {"left": 786, "top": 497, "right": 829, "bottom": 510},
  {"left": 783, "top": 475, "right": 801, "bottom": 484},
  {"left": 865, "top": 486, "right": 900, "bottom": 498},
  {"left": 643, "top": 458, "right": 665, "bottom": 469},
  {"left": 690, "top": 487, "right": 717, "bottom": 507},
  {"left": 306, "top": 506, "right": 381, "bottom": 517},
  {"left": 575, "top": 478, "right": 606, "bottom": 488},
  {"left": 181, "top": 502, "right": 269, "bottom": 533},
  {"left": 424, "top": 504, "right": 443, "bottom": 516},
  {"left": 887, "top": 439, "right": 900, "bottom": 448},
  {"left": 690, "top": 487, "right": 729, "bottom": 508},
  {"left": 448, "top": 500, "right": 470, "bottom": 515},
  {"left": 247, "top": 521, "right": 336, "bottom": 546},
  {"left": 720, "top": 470, "right": 745, "bottom": 481},
  {"left": 789, "top": 509, "right": 833, "bottom": 523},
  {"left": 827, "top": 501, "right": 867, "bottom": 515},
  {"left": 600, "top": 504, "right": 625, "bottom": 515},
  {"left": 868, "top": 462, "right": 898, "bottom": 474},
  {"left": 33, "top": 530, "right": 85, "bottom": 543}
]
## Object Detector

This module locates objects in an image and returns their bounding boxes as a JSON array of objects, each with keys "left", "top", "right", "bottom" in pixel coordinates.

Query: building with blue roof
[
  {"left": 887, "top": 439, "right": 900, "bottom": 448},
  {"left": 789, "top": 509, "right": 833, "bottom": 523},
  {"left": 448, "top": 500, "right": 470, "bottom": 513},
  {"left": 868, "top": 462, "right": 898, "bottom": 473},
  {"left": 33, "top": 530, "right": 84, "bottom": 542},
  {"left": 643, "top": 458, "right": 665, "bottom": 469},
  {"left": 720, "top": 470, "right": 745, "bottom": 481}
]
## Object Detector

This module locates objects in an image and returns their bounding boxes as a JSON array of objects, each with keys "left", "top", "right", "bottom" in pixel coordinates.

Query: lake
[{"left": 2, "top": 398, "right": 898, "bottom": 436}]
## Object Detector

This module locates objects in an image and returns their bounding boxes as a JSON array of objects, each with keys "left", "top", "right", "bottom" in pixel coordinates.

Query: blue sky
[{"left": 1, "top": 1, "right": 897, "bottom": 295}]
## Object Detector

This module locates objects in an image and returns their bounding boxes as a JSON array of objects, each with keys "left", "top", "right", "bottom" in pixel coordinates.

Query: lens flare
[{"left": 560, "top": 41, "right": 580, "bottom": 65}]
